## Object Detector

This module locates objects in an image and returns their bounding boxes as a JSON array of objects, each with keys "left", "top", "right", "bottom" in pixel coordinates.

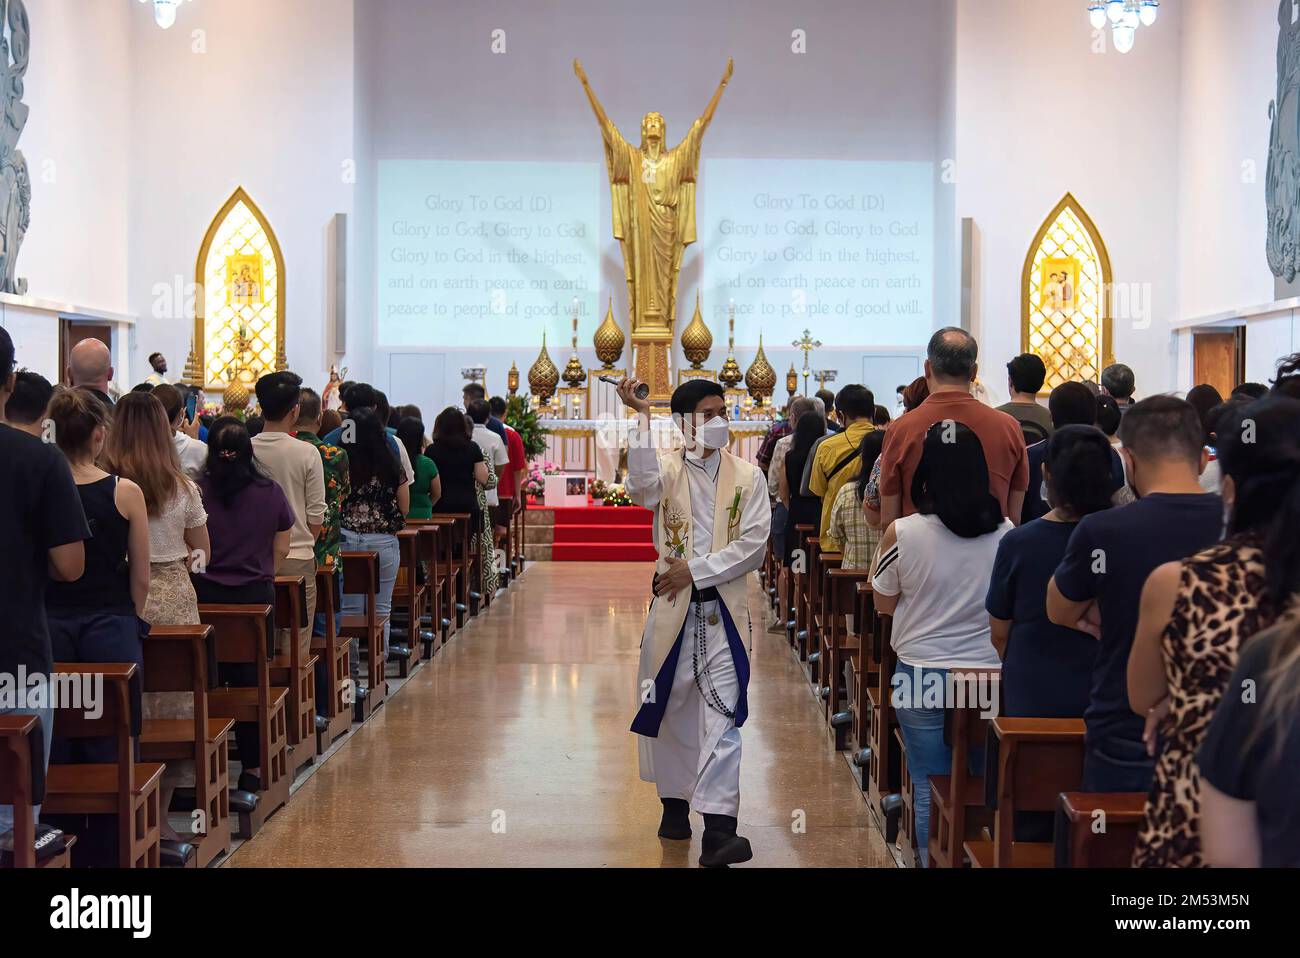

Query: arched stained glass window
[
  {"left": 1021, "top": 193, "right": 1113, "bottom": 393},
  {"left": 193, "top": 188, "right": 286, "bottom": 389}
]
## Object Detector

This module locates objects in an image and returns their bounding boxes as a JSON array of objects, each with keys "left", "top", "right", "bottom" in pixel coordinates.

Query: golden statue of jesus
[{"left": 575, "top": 57, "right": 732, "bottom": 399}]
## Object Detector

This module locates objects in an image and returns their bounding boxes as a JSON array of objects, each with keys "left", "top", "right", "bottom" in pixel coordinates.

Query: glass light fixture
[
  {"left": 1139, "top": 0, "right": 1160, "bottom": 26},
  {"left": 1120, "top": 4, "right": 1141, "bottom": 28},
  {"left": 1106, "top": 0, "right": 1127, "bottom": 24},
  {"left": 1088, "top": 3, "right": 1108, "bottom": 29},
  {"left": 139, "top": 0, "right": 185, "bottom": 29},
  {"left": 1112, "top": 24, "right": 1136, "bottom": 53}
]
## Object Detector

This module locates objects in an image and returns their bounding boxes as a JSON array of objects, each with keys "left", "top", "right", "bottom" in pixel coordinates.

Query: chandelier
[
  {"left": 1087, "top": 1, "right": 1159, "bottom": 54},
  {"left": 139, "top": 0, "right": 188, "bottom": 29}
]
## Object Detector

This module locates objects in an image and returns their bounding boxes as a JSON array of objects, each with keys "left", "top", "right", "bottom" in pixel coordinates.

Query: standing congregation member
[
  {"left": 824, "top": 429, "right": 885, "bottom": 571},
  {"left": 620, "top": 377, "right": 770, "bottom": 868},
  {"left": 468, "top": 398, "right": 510, "bottom": 552},
  {"left": 1101, "top": 362, "right": 1137, "bottom": 413},
  {"left": 144, "top": 352, "right": 170, "bottom": 386},
  {"left": 326, "top": 383, "right": 415, "bottom": 486},
  {"left": 808, "top": 384, "right": 875, "bottom": 540},
  {"left": 1184, "top": 384, "right": 1225, "bottom": 495},
  {"left": 152, "top": 383, "right": 207, "bottom": 480},
  {"left": 398, "top": 417, "right": 441, "bottom": 519},
  {"left": 1047, "top": 396, "right": 1222, "bottom": 794},
  {"left": 194, "top": 418, "right": 294, "bottom": 793},
  {"left": 338, "top": 407, "right": 409, "bottom": 680},
  {"left": 429, "top": 406, "right": 488, "bottom": 526},
  {"left": 2, "top": 370, "right": 53, "bottom": 436},
  {"left": 463, "top": 382, "right": 508, "bottom": 442},
  {"left": 252, "top": 372, "right": 325, "bottom": 664},
  {"left": 0, "top": 327, "right": 88, "bottom": 847},
  {"left": 1127, "top": 396, "right": 1300, "bottom": 867},
  {"left": 996, "top": 353, "right": 1053, "bottom": 443},
  {"left": 780, "top": 411, "right": 826, "bottom": 576},
  {"left": 488, "top": 395, "right": 528, "bottom": 550},
  {"left": 987, "top": 426, "right": 1114, "bottom": 719},
  {"left": 67, "top": 338, "right": 116, "bottom": 412},
  {"left": 766, "top": 396, "right": 817, "bottom": 632},
  {"left": 871, "top": 423, "right": 1011, "bottom": 865},
  {"left": 877, "top": 328, "right": 1029, "bottom": 535}
]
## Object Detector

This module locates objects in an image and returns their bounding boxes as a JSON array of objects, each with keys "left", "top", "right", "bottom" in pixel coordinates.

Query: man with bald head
[
  {"left": 876, "top": 327, "right": 1029, "bottom": 534},
  {"left": 67, "top": 338, "right": 115, "bottom": 411}
]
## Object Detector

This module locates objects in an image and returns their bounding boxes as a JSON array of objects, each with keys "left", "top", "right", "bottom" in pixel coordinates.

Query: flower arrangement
[
  {"left": 589, "top": 478, "right": 609, "bottom": 500},
  {"left": 602, "top": 484, "right": 633, "bottom": 507},
  {"left": 522, "top": 460, "right": 564, "bottom": 501}
]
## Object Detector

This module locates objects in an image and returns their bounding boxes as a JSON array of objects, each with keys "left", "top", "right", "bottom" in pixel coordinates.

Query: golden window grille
[
  {"left": 1020, "top": 193, "right": 1113, "bottom": 393},
  {"left": 194, "top": 188, "right": 286, "bottom": 389}
]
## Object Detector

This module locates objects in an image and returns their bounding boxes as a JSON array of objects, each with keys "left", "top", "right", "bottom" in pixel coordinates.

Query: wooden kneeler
[
  {"left": 199, "top": 604, "right": 291, "bottom": 840},
  {"left": 811, "top": 546, "right": 842, "bottom": 693},
  {"left": 313, "top": 568, "right": 352, "bottom": 749},
  {"left": 403, "top": 520, "right": 443, "bottom": 658},
  {"left": 825, "top": 567, "right": 869, "bottom": 750},
  {"left": 272, "top": 576, "right": 320, "bottom": 775},
  {"left": 140, "top": 624, "right": 234, "bottom": 868},
  {"left": 338, "top": 551, "right": 388, "bottom": 721},
  {"left": 45, "top": 663, "right": 164, "bottom": 867},
  {"left": 0, "top": 714, "right": 76, "bottom": 868},
  {"left": 866, "top": 613, "right": 904, "bottom": 843}
]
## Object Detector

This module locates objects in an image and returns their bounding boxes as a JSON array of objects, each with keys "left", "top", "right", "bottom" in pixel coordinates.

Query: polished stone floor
[{"left": 227, "top": 562, "right": 892, "bottom": 867}]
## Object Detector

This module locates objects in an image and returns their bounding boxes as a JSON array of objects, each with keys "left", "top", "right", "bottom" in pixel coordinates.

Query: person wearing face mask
[
  {"left": 1047, "top": 396, "right": 1222, "bottom": 796},
  {"left": 618, "top": 376, "right": 770, "bottom": 868},
  {"left": 1127, "top": 395, "right": 1300, "bottom": 867}
]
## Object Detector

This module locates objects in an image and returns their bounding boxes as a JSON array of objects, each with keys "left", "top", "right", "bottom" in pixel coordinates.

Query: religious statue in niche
[
  {"left": 226, "top": 254, "right": 264, "bottom": 306},
  {"left": 0, "top": 0, "right": 30, "bottom": 295},
  {"left": 1267, "top": 0, "right": 1300, "bottom": 283},
  {"left": 1041, "top": 258, "right": 1078, "bottom": 314}
]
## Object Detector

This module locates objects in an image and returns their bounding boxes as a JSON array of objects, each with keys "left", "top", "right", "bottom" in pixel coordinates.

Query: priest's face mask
[{"left": 675, "top": 395, "right": 729, "bottom": 453}]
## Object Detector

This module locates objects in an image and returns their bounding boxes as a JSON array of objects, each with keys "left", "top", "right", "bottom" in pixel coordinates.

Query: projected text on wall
[{"left": 378, "top": 160, "right": 601, "bottom": 347}]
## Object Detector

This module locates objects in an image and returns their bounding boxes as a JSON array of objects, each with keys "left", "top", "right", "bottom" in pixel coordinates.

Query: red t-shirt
[
  {"left": 496, "top": 425, "right": 527, "bottom": 498},
  {"left": 878, "top": 390, "right": 1029, "bottom": 518}
]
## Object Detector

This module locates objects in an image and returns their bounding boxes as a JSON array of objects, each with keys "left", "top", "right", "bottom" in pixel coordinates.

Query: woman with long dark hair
[
  {"left": 397, "top": 416, "right": 440, "bottom": 519},
  {"left": 193, "top": 416, "right": 294, "bottom": 793},
  {"left": 1128, "top": 395, "right": 1300, "bottom": 867},
  {"left": 778, "top": 410, "right": 825, "bottom": 572},
  {"left": 871, "top": 422, "right": 1012, "bottom": 864},
  {"left": 987, "top": 425, "right": 1114, "bottom": 718},
  {"left": 428, "top": 405, "right": 488, "bottom": 527},
  {"left": 338, "top": 406, "right": 409, "bottom": 682}
]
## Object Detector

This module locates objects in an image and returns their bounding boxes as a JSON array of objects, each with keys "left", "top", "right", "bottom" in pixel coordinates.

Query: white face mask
[{"left": 697, "top": 416, "right": 730, "bottom": 450}]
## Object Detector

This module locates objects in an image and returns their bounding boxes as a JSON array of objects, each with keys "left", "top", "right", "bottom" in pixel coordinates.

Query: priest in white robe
[{"left": 618, "top": 377, "right": 770, "bottom": 867}]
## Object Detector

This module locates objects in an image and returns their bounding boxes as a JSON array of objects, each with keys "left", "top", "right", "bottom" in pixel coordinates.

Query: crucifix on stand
[{"left": 791, "top": 328, "right": 822, "bottom": 397}]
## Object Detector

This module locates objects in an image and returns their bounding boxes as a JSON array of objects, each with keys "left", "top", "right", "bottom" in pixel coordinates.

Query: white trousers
[{"left": 637, "top": 598, "right": 742, "bottom": 816}]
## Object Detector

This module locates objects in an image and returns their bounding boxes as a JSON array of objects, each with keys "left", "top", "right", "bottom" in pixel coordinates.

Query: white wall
[{"left": 953, "top": 0, "right": 1185, "bottom": 399}]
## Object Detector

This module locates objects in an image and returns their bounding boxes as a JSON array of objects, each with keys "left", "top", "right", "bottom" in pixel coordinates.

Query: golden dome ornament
[
  {"left": 718, "top": 299, "right": 743, "bottom": 388},
  {"left": 745, "top": 334, "right": 777, "bottom": 406},
  {"left": 528, "top": 332, "right": 560, "bottom": 406},
  {"left": 561, "top": 298, "right": 587, "bottom": 387},
  {"left": 593, "top": 297, "right": 625, "bottom": 369},
  {"left": 222, "top": 367, "right": 250, "bottom": 415},
  {"left": 507, "top": 361, "right": 520, "bottom": 397},
  {"left": 680, "top": 293, "right": 713, "bottom": 369}
]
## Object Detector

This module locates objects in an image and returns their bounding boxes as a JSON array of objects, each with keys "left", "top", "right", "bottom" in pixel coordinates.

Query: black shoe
[
  {"left": 657, "top": 798, "right": 691, "bottom": 840},
  {"left": 237, "top": 771, "right": 262, "bottom": 793},
  {"left": 160, "top": 839, "right": 196, "bottom": 868},
  {"left": 699, "top": 814, "right": 753, "bottom": 867}
]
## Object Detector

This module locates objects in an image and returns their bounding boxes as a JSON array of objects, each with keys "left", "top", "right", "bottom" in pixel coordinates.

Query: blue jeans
[
  {"left": 0, "top": 702, "right": 54, "bottom": 835},
  {"left": 1082, "top": 734, "right": 1156, "bottom": 793},
  {"left": 47, "top": 612, "right": 146, "bottom": 765},
  {"left": 892, "top": 662, "right": 951, "bottom": 867},
  {"left": 339, "top": 530, "right": 399, "bottom": 680}
]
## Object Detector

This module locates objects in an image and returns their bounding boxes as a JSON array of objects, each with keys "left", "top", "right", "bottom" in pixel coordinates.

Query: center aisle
[{"left": 227, "top": 563, "right": 891, "bottom": 867}]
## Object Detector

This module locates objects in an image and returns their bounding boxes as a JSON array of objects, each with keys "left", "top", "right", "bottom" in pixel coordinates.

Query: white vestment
[{"left": 625, "top": 426, "right": 770, "bottom": 815}]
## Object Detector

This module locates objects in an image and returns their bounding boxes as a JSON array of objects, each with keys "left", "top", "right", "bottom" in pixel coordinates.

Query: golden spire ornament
[
  {"left": 718, "top": 299, "right": 743, "bottom": 388},
  {"left": 593, "top": 296, "right": 624, "bottom": 369},
  {"left": 561, "top": 298, "right": 587, "bottom": 387},
  {"left": 528, "top": 331, "right": 560, "bottom": 406},
  {"left": 745, "top": 333, "right": 776, "bottom": 406},
  {"left": 680, "top": 293, "right": 713, "bottom": 369},
  {"left": 182, "top": 333, "right": 204, "bottom": 387}
]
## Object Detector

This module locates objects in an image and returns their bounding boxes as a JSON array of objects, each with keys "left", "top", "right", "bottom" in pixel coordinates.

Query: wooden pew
[
  {"left": 389, "top": 528, "right": 426, "bottom": 677},
  {"left": 865, "top": 612, "right": 904, "bottom": 843},
  {"left": 847, "top": 581, "right": 877, "bottom": 788},
  {"left": 338, "top": 551, "right": 388, "bottom": 720},
  {"left": 811, "top": 545, "right": 842, "bottom": 692},
  {"left": 513, "top": 497, "right": 526, "bottom": 578},
  {"left": 140, "top": 624, "right": 234, "bottom": 868},
  {"left": 200, "top": 604, "right": 291, "bottom": 840},
  {"left": 0, "top": 714, "right": 75, "bottom": 868},
  {"left": 272, "top": 576, "right": 320, "bottom": 775},
  {"left": 1056, "top": 792, "right": 1145, "bottom": 867},
  {"left": 964, "top": 717, "right": 1086, "bottom": 868},
  {"left": 791, "top": 524, "right": 816, "bottom": 660},
  {"left": 432, "top": 514, "right": 472, "bottom": 634},
  {"left": 404, "top": 519, "right": 443, "bottom": 659},
  {"left": 312, "top": 568, "right": 352, "bottom": 749},
  {"left": 824, "top": 566, "right": 868, "bottom": 749},
  {"left": 45, "top": 663, "right": 163, "bottom": 867},
  {"left": 927, "top": 668, "right": 1000, "bottom": 868},
  {"left": 897, "top": 724, "right": 917, "bottom": 866}
]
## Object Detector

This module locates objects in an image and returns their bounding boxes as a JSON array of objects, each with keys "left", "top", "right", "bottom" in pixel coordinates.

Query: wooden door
[{"left": 1192, "top": 329, "right": 1244, "bottom": 398}]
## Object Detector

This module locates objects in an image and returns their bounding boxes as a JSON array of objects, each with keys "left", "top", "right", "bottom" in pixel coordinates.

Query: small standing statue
[
  {"left": 0, "top": 0, "right": 31, "bottom": 295},
  {"left": 322, "top": 363, "right": 349, "bottom": 411}
]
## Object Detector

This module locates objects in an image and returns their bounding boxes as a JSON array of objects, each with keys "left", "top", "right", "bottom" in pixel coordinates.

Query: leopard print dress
[{"left": 1133, "top": 538, "right": 1279, "bottom": 867}]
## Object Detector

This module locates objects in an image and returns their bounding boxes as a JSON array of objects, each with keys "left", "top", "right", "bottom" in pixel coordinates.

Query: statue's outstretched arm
[
  {"left": 574, "top": 58, "right": 617, "bottom": 140},
  {"left": 699, "top": 58, "right": 734, "bottom": 132}
]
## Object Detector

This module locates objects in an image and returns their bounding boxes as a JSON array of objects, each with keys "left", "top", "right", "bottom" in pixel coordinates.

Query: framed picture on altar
[
  {"left": 545, "top": 474, "right": 589, "bottom": 506},
  {"left": 226, "top": 254, "right": 265, "bottom": 307},
  {"left": 1040, "top": 257, "right": 1078, "bottom": 315}
]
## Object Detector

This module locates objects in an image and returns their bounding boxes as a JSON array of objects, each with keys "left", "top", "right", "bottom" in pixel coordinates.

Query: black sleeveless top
[{"left": 46, "top": 475, "right": 135, "bottom": 616}]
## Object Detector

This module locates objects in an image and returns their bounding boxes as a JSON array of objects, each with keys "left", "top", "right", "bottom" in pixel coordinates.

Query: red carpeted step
[
  {"left": 550, "top": 542, "right": 658, "bottom": 562},
  {"left": 546, "top": 505, "right": 652, "bottom": 526},
  {"left": 552, "top": 523, "right": 654, "bottom": 544}
]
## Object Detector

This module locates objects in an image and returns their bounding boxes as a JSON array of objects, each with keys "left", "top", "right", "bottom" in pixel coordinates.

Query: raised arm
[
  {"left": 698, "top": 58, "right": 734, "bottom": 132},
  {"left": 574, "top": 59, "right": 617, "bottom": 141}
]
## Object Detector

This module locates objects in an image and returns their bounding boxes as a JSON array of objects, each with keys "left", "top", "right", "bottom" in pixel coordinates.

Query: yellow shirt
[{"left": 809, "top": 419, "right": 873, "bottom": 539}]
